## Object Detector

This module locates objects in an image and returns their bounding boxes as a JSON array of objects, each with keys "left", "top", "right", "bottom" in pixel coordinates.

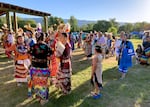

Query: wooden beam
[
  {"left": 0, "top": 11, "right": 6, "bottom": 16},
  {"left": 0, "top": 2, "right": 51, "bottom": 16},
  {"left": 6, "top": 11, "right": 12, "bottom": 30},
  {"left": 13, "top": 12, "right": 18, "bottom": 33},
  {"left": 44, "top": 16, "right": 48, "bottom": 33}
]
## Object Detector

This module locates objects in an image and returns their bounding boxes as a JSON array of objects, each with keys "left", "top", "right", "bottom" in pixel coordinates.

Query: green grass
[
  {"left": 130, "top": 39, "right": 142, "bottom": 49},
  {"left": 0, "top": 39, "right": 150, "bottom": 107}
]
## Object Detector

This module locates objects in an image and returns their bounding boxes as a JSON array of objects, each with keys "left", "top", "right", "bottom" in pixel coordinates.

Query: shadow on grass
[
  {"left": 16, "top": 67, "right": 120, "bottom": 107},
  {"left": 0, "top": 54, "right": 13, "bottom": 62},
  {"left": 0, "top": 54, "right": 14, "bottom": 85},
  {"left": 22, "top": 80, "right": 92, "bottom": 107},
  {"left": 71, "top": 49, "right": 92, "bottom": 75},
  {"left": 0, "top": 48, "right": 150, "bottom": 107},
  {"left": 78, "top": 65, "right": 150, "bottom": 107}
]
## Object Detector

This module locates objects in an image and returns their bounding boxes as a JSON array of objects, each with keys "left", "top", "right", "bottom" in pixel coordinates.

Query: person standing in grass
[
  {"left": 97, "top": 32, "right": 107, "bottom": 59},
  {"left": 28, "top": 32, "right": 53, "bottom": 105},
  {"left": 77, "top": 32, "right": 82, "bottom": 48},
  {"left": 118, "top": 33, "right": 135, "bottom": 79},
  {"left": 85, "top": 34, "right": 92, "bottom": 59},
  {"left": 6, "top": 35, "right": 31, "bottom": 86},
  {"left": 91, "top": 45, "right": 103, "bottom": 99},
  {"left": 56, "top": 32, "right": 72, "bottom": 95}
]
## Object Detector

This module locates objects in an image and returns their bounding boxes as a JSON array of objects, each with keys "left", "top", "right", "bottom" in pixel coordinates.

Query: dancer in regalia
[
  {"left": 28, "top": 32, "right": 53, "bottom": 105},
  {"left": 55, "top": 32, "right": 72, "bottom": 95},
  {"left": 47, "top": 31, "right": 58, "bottom": 84},
  {"left": 24, "top": 24, "right": 36, "bottom": 47},
  {"left": 118, "top": 33, "right": 134, "bottom": 79},
  {"left": 1, "top": 24, "right": 14, "bottom": 58},
  {"left": 6, "top": 34, "right": 31, "bottom": 86}
]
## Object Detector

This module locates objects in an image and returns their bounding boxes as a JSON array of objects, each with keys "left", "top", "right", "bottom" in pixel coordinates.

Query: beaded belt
[
  {"left": 32, "top": 58, "right": 47, "bottom": 63},
  {"left": 62, "top": 59, "right": 70, "bottom": 63}
]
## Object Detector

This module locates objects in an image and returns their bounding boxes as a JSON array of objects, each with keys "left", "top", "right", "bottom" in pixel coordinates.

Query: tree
[
  {"left": 133, "top": 22, "right": 150, "bottom": 31},
  {"left": 93, "top": 20, "right": 112, "bottom": 32},
  {"left": 80, "top": 23, "right": 94, "bottom": 32},
  {"left": 87, "top": 23, "right": 94, "bottom": 31},
  {"left": 118, "top": 23, "right": 133, "bottom": 33},
  {"left": 125, "top": 23, "right": 133, "bottom": 33},
  {"left": 143, "top": 23, "right": 150, "bottom": 30},
  {"left": 118, "top": 25, "right": 125, "bottom": 32},
  {"left": 109, "top": 18, "right": 119, "bottom": 28},
  {"left": 133, "top": 22, "right": 142, "bottom": 31},
  {"left": 107, "top": 26, "right": 118, "bottom": 36},
  {"left": 18, "top": 19, "right": 36, "bottom": 29},
  {"left": 0, "top": 17, "right": 6, "bottom": 28},
  {"left": 80, "top": 25, "right": 87, "bottom": 31},
  {"left": 48, "top": 16, "right": 64, "bottom": 30},
  {"left": 69, "top": 16, "right": 78, "bottom": 32},
  {"left": 1, "top": 16, "right": 37, "bottom": 30}
]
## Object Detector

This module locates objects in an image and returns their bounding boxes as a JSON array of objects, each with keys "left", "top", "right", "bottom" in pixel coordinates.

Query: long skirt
[
  {"left": 91, "top": 72, "right": 103, "bottom": 89},
  {"left": 49, "top": 55, "right": 58, "bottom": 77},
  {"left": 15, "top": 60, "right": 30, "bottom": 82},
  {"left": 49, "top": 55, "right": 58, "bottom": 85},
  {"left": 28, "top": 67, "right": 50, "bottom": 100},
  {"left": 85, "top": 43, "right": 92, "bottom": 57},
  {"left": 5, "top": 43, "right": 12, "bottom": 58},
  {"left": 56, "top": 68, "right": 71, "bottom": 94}
]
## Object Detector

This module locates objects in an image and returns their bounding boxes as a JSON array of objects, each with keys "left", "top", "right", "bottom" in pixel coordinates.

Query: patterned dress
[
  {"left": 85, "top": 36, "right": 92, "bottom": 57},
  {"left": 48, "top": 39, "right": 58, "bottom": 77},
  {"left": 2, "top": 33, "right": 14, "bottom": 58},
  {"left": 7, "top": 44, "right": 30, "bottom": 82},
  {"left": 28, "top": 42, "right": 52, "bottom": 100},
  {"left": 56, "top": 42, "right": 72, "bottom": 95}
]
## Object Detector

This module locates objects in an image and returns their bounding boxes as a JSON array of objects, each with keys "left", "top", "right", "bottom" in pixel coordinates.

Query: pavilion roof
[{"left": 0, "top": 2, "right": 51, "bottom": 16}]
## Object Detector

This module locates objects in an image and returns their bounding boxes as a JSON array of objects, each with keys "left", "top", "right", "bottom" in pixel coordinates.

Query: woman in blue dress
[{"left": 118, "top": 34, "right": 135, "bottom": 79}]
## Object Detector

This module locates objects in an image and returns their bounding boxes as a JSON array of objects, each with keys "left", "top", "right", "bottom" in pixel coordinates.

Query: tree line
[
  {"left": 0, "top": 16, "right": 36, "bottom": 31},
  {"left": 1, "top": 16, "right": 150, "bottom": 35}
]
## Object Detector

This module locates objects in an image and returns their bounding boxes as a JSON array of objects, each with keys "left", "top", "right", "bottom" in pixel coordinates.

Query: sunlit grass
[{"left": 0, "top": 39, "right": 150, "bottom": 107}]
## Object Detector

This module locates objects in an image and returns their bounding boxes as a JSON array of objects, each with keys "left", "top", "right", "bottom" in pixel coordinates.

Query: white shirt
[{"left": 7, "top": 34, "right": 14, "bottom": 44}]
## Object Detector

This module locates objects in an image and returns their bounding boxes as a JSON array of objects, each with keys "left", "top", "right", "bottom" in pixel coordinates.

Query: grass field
[{"left": 0, "top": 39, "right": 150, "bottom": 107}]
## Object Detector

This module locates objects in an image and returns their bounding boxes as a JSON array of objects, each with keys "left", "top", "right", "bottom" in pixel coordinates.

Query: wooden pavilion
[{"left": 0, "top": 2, "right": 51, "bottom": 32}]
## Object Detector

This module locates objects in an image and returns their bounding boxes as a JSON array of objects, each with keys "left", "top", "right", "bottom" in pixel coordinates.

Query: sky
[{"left": 0, "top": 0, "right": 150, "bottom": 22}]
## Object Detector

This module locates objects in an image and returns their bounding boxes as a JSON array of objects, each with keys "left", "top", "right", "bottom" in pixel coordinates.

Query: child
[
  {"left": 91, "top": 45, "right": 103, "bottom": 99},
  {"left": 6, "top": 35, "right": 31, "bottom": 86},
  {"left": 135, "top": 44, "right": 143, "bottom": 64}
]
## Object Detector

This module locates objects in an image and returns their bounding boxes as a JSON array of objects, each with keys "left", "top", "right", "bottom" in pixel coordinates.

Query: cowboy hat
[
  {"left": 24, "top": 24, "right": 35, "bottom": 34},
  {"left": 1, "top": 24, "right": 9, "bottom": 30}
]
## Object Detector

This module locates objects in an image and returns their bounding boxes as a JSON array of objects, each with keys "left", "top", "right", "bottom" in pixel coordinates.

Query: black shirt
[{"left": 30, "top": 42, "right": 53, "bottom": 68}]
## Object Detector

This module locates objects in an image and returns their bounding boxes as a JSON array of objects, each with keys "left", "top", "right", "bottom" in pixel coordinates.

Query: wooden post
[
  {"left": 44, "top": 16, "right": 48, "bottom": 33},
  {"left": 6, "top": 11, "right": 12, "bottom": 30},
  {"left": 13, "top": 12, "right": 18, "bottom": 33}
]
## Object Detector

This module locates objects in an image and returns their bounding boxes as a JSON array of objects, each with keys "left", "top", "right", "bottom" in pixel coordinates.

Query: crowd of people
[
  {"left": 135, "top": 32, "right": 150, "bottom": 65},
  {"left": 70, "top": 31, "right": 116, "bottom": 60},
  {"left": 0, "top": 23, "right": 72, "bottom": 105},
  {"left": 0, "top": 22, "right": 150, "bottom": 104}
]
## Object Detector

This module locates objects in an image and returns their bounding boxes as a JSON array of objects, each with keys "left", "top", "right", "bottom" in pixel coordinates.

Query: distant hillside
[
  {"left": 23, "top": 18, "right": 43, "bottom": 24},
  {"left": 64, "top": 19, "right": 96, "bottom": 26},
  {"left": 23, "top": 18, "right": 96, "bottom": 26},
  {"left": 23, "top": 18, "right": 125, "bottom": 26}
]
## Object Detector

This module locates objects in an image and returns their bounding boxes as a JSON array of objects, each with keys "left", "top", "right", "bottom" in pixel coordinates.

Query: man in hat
[{"left": 24, "top": 24, "right": 36, "bottom": 47}]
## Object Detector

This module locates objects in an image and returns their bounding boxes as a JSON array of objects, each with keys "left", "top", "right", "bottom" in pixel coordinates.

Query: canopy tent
[{"left": 130, "top": 31, "right": 139, "bottom": 35}]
